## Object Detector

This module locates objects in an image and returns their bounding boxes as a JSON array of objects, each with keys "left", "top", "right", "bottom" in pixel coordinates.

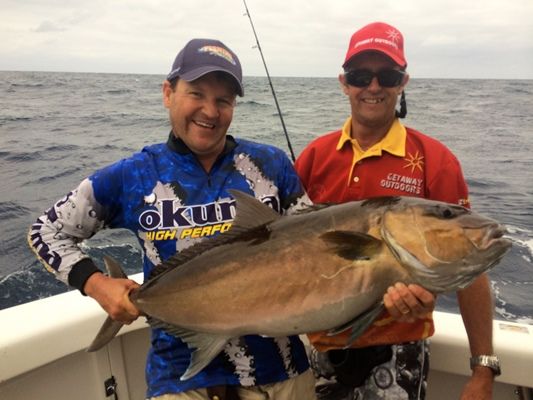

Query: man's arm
[
  {"left": 457, "top": 273, "right": 496, "bottom": 399},
  {"left": 429, "top": 155, "right": 497, "bottom": 398},
  {"left": 84, "top": 272, "right": 141, "bottom": 324},
  {"left": 28, "top": 179, "right": 106, "bottom": 285}
]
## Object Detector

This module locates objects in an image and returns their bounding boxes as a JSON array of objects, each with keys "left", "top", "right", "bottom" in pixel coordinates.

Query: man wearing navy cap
[
  {"left": 296, "top": 22, "right": 498, "bottom": 399},
  {"left": 29, "top": 38, "right": 317, "bottom": 399},
  {"left": 29, "top": 36, "right": 451, "bottom": 400}
]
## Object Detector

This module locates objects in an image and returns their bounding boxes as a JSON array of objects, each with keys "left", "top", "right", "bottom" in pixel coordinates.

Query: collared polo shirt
[
  {"left": 295, "top": 117, "right": 469, "bottom": 207},
  {"left": 295, "top": 117, "right": 470, "bottom": 349}
]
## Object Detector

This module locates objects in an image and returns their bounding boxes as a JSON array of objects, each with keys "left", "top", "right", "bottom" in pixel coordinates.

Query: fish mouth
[{"left": 478, "top": 225, "right": 512, "bottom": 252}]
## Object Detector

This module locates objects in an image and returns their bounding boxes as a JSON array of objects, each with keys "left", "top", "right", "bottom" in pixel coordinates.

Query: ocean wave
[
  {"left": 492, "top": 280, "right": 533, "bottom": 323},
  {"left": 0, "top": 201, "right": 32, "bottom": 220},
  {"left": 0, "top": 116, "right": 33, "bottom": 123},
  {"left": 0, "top": 266, "right": 68, "bottom": 310},
  {"left": 80, "top": 241, "right": 143, "bottom": 275},
  {"left": 505, "top": 85, "right": 533, "bottom": 95},
  {"left": 0, "top": 241, "right": 143, "bottom": 310},
  {"left": 4, "top": 151, "right": 45, "bottom": 162},
  {"left": 239, "top": 99, "right": 271, "bottom": 107},
  {"left": 9, "top": 82, "right": 45, "bottom": 88},
  {"left": 506, "top": 225, "right": 533, "bottom": 259},
  {"left": 106, "top": 89, "right": 134, "bottom": 95},
  {"left": 44, "top": 144, "right": 81, "bottom": 152},
  {"left": 466, "top": 178, "right": 493, "bottom": 189},
  {"left": 513, "top": 317, "right": 533, "bottom": 325},
  {"left": 32, "top": 166, "right": 83, "bottom": 183}
]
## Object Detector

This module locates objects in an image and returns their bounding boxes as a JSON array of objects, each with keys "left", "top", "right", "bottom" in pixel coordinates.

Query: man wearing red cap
[{"left": 295, "top": 22, "right": 499, "bottom": 399}]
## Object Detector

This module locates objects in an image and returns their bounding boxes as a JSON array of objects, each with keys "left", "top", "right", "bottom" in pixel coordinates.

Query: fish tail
[
  {"left": 87, "top": 317, "right": 124, "bottom": 352},
  {"left": 86, "top": 256, "right": 128, "bottom": 352}
]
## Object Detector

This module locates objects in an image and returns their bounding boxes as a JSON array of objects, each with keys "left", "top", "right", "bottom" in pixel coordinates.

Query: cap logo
[
  {"left": 198, "top": 45, "right": 236, "bottom": 65},
  {"left": 354, "top": 28, "right": 401, "bottom": 50},
  {"left": 386, "top": 28, "right": 401, "bottom": 43}
]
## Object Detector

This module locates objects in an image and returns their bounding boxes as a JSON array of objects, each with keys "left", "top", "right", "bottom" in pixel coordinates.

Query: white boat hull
[{"left": 1, "top": 273, "right": 532, "bottom": 399}]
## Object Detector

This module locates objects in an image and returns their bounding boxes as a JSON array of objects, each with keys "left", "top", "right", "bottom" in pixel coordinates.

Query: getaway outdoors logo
[
  {"left": 355, "top": 28, "right": 401, "bottom": 51},
  {"left": 379, "top": 152, "right": 425, "bottom": 195}
]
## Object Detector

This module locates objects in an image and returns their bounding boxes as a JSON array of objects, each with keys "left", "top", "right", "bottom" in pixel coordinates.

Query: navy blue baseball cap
[{"left": 167, "top": 38, "right": 244, "bottom": 96}]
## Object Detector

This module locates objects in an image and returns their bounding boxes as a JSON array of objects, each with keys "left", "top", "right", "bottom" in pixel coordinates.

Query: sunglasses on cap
[{"left": 344, "top": 69, "right": 406, "bottom": 88}]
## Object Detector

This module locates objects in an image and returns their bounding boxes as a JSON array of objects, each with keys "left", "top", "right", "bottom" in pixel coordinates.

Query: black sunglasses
[{"left": 344, "top": 69, "right": 405, "bottom": 88}]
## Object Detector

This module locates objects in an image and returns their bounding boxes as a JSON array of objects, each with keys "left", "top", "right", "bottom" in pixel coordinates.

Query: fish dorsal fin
[
  {"left": 320, "top": 231, "right": 383, "bottom": 260},
  {"left": 227, "top": 189, "right": 281, "bottom": 231},
  {"left": 147, "top": 190, "right": 280, "bottom": 281},
  {"left": 147, "top": 317, "right": 230, "bottom": 380}
]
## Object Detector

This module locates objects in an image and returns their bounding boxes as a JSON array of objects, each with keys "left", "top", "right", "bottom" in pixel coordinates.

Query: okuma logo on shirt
[{"left": 139, "top": 195, "right": 280, "bottom": 241}]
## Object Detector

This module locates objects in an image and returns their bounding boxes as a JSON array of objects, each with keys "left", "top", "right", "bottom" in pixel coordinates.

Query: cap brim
[{"left": 168, "top": 65, "right": 244, "bottom": 96}]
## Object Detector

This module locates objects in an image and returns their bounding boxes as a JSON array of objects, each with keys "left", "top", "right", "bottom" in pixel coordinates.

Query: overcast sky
[{"left": 2, "top": 0, "right": 532, "bottom": 79}]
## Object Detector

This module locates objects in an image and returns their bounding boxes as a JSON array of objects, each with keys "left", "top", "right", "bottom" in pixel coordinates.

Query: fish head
[{"left": 379, "top": 197, "right": 512, "bottom": 292}]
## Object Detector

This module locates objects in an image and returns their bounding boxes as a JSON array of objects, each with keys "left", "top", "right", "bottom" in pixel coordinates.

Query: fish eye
[
  {"left": 423, "top": 204, "right": 469, "bottom": 219},
  {"left": 442, "top": 208, "right": 454, "bottom": 219},
  {"left": 437, "top": 204, "right": 469, "bottom": 219},
  {"left": 424, "top": 204, "right": 458, "bottom": 219}
]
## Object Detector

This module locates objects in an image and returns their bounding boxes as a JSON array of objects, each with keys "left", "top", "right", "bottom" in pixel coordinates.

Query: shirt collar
[
  {"left": 166, "top": 131, "right": 237, "bottom": 156},
  {"left": 336, "top": 117, "right": 407, "bottom": 159}
]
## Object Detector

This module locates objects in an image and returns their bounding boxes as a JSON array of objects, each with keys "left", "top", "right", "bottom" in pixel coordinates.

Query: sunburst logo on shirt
[{"left": 403, "top": 151, "right": 424, "bottom": 173}]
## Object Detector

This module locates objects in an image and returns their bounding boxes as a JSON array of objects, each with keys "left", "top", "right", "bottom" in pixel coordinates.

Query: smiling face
[
  {"left": 339, "top": 51, "right": 409, "bottom": 140},
  {"left": 163, "top": 72, "right": 237, "bottom": 171}
]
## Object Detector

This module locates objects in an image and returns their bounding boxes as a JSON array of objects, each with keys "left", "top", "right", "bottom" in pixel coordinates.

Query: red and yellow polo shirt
[{"left": 295, "top": 117, "right": 469, "bottom": 350}]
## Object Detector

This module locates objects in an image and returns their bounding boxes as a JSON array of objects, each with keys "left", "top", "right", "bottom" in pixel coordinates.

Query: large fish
[{"left": 88, "top": 190, "right": 511, "bottom": 379}]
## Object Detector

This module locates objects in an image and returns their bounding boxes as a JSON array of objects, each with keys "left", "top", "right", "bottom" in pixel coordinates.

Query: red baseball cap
[{"left": 343, "top": 22, "right": 407, "bottom": 68}]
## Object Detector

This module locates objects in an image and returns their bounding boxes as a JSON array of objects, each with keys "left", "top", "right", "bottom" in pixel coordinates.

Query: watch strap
[{"left": 470, "top": 355, "right": 501, "bottom": 376}]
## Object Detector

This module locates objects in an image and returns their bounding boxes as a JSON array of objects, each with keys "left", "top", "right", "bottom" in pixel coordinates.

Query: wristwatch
[{"left": 470, "top": 355, "right": 501, "bottom": 376}]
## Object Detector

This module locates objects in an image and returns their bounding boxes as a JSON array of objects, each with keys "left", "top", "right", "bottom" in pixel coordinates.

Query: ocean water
[{"left": 1, "top": 71, "right": 532, "bottom": 324}]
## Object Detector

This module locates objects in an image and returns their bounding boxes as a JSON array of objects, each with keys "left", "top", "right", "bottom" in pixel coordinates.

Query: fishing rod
[{"left": 242, "top": 0, "right": 296, "bottom": 162}]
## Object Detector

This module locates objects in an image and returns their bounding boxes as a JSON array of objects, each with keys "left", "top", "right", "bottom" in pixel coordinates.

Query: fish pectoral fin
[
  {"left": 148, "top": 318, "right": 230, "bottom": 380},
  {"left": 320, "top": 231, "right": 383, "bottom": 260},
  {"left": 346, "top": 302, "right": 385, "bottom": 346},
  {"left": 87, "top": 316, "right": 124, "bottom": 352},
  {"left": 326, "top": 301, "right": 385, "bottom": 348},
  {"left": 181, "top": 333, "right": 230, "bottom": 380}
]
